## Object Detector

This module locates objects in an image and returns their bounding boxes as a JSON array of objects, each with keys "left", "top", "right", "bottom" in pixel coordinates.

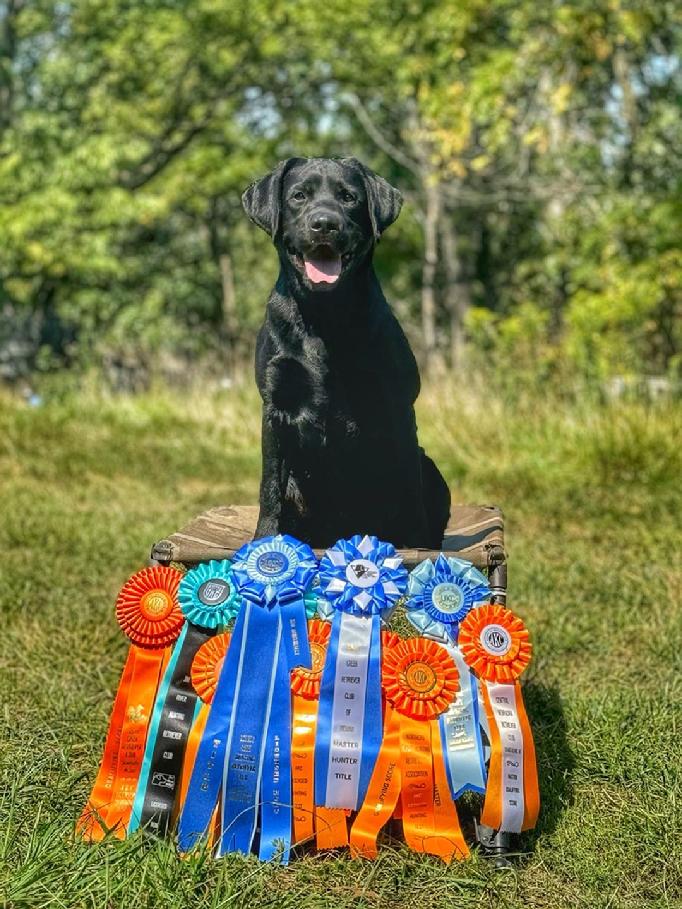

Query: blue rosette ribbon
[
  {"left": 406, "top": 554, "right": 490, "bottom": 800},
  {"left": 216, "top": 535, "right": 316, "bottom": 862},
  {"left": 178, "top": 535, "right": 316, "bottom": 862},
  {"left": 314, "top": 534, "right": 407, "bottom": 811}
]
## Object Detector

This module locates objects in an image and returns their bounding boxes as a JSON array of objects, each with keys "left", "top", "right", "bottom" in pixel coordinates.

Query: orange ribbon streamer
[
  {"left": 290, "top": 620, "right": 348, "bottom": 850},
  {"left": 351, "top": 639, "right": 468, "bottom": 863},
  {"left": 77, "top": 566, "right": 184, "bottom": 842},
  {"left": 77, "top": 646, "right": 169, "bottom": 840},
  {"left": 459, "top": 605, "right": 540, "bottom": 833}
]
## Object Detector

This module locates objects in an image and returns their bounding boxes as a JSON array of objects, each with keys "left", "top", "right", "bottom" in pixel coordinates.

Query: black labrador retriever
[{"left": 242, "top": 156, "right": 450, "bottom": 549}]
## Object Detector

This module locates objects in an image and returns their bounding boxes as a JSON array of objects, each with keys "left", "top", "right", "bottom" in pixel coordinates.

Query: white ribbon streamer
[
  {"left": 485, "top": 681, "right": 525, "bottom": 833},
  {"left": 324, "top": 612, "right": 373, "bottom": 809}
]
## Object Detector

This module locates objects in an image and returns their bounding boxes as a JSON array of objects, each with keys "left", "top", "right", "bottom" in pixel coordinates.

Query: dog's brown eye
[{"left": 292, "top": 190, "right": 306, "bottom": 202}]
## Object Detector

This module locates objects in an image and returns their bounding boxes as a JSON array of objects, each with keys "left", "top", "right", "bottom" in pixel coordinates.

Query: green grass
[{"left": 0, "top": 383, "right": 680, "bottom": 909}]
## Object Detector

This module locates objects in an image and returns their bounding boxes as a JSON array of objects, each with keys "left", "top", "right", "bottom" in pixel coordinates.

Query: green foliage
[{"left": 0, "top": 0, "right": 680, "bottom": 384}]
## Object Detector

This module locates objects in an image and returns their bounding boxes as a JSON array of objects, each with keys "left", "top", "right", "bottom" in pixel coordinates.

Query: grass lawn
[{"left": 0, "top": 383, "right": 680, "bottom": 909}]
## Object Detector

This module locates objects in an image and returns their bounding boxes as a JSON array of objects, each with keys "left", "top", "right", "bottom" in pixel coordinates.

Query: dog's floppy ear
[
  {"left": 241, "top": 158, "right": 306, "bottom": 238},
  {"left": 343, "top": 157, "right": 403, "bottom": 241}
]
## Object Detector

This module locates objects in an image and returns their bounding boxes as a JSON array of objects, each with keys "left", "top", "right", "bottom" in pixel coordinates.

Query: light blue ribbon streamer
[
  {"left": 258, "top": 635, "right": 292, "bottom": 863},
  {"left": 128, "top": 623, "right": 187, "bottom": 833},
  {"left": 439, "top": 645, "right": 487, "bottom": 798},
  {"left": 218, "top": 603, "right": 280, "bottom": 857},
  {"left": 176, "top": 613, "right": 246, "bottom": 852}
]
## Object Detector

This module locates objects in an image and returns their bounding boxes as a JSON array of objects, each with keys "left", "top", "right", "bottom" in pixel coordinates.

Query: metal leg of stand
[{"left": 475, "top": 547, "right": 514, "bottom": 865}]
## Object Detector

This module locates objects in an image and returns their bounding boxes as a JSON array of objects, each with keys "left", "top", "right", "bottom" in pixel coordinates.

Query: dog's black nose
[{"left": 310, "top": 212, "right": 341, "bottom": 234}]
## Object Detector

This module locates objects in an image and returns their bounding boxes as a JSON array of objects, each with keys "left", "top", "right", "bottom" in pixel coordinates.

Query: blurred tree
[{"left": 0, "top": 0, "right": 679, "bottom": 388}]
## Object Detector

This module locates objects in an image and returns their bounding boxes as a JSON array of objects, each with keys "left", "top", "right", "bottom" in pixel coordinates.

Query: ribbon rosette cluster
[
  {"left": 350, "top": 638, "right": 469, "bottom": 863},
  {"left": 407, "top": 554, "right": 490, "bottom": 643},
  {"left": 78, "top": 566, "right": 184, "bottom": 841},
  {"left": 314, "top": 535, "right": 408, "bottom": 813},
  {"left": 179, "top": 534, "right": 317, "bottom": 864},
  {"left": 128, "top": 560, "right": 242, "bottom": 838},
  {"left": 405, "top": 555, "right": 491, "bottom": 803},
  {"left": 458, "top": 604, "right": 539, "bottom": 833}
]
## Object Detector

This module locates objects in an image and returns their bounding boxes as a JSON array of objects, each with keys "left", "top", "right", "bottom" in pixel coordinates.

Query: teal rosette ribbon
[
  {"left": 214, "top": 534, "right": 318, "bottom": 863},
  {"left": 406, "top": 553, "right": 490, "bottom": 644},
  {"left": 407, "top": 554, "right": 490, "bottom": 801},
  {"left": 315, "top": 534, "right": 407, "bottom": 812},
  {"left": 178, "top": 559, "right": 241, "bottom": 629}
]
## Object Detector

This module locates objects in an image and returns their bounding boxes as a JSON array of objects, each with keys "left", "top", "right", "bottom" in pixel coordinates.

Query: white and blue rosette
[
  {"left": 406, "top": 554, "right": 491, "bottom": 800},
  {"left": 314, "top": 534, "right": 407, "bottom": 811},
  {"left": 217, "top": 535, "right": 317, "bottom": 863}
]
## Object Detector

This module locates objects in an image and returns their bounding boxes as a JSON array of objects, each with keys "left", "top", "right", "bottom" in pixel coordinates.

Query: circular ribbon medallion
[
  {"left": 178, "top": 560, "right": 240, "bottom": 629},
  {"left": 231, "top": 534, "right": 317, "bottom": 606},
  {"left": 116, "top": 566, "right": 184, "bottom": 649},
  {"left": 190, "top": 632, "right": 231, "bottom": 704},
  {"left": 319, "top": 534, "right": 407, "bottom": 616},
  {"left": 345, "top": 559, "right": 380, "bottom": 589},
  {"left": 458, "top": 604, "right": 532, "bottom": 683},
  {"left": 382, "top": 638, "right": 459, "bottom": 719},
  {"left": 406, "top": 554, "right": 491, "bottom": 641},
  {"left": 291, "top": 619, "right": 331, "bottom": 700}
]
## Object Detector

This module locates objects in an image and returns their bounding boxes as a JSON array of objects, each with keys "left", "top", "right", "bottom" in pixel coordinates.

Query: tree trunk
[
  {"left": 439, "top": 210, "right": 470, "bottom": 371},
  {"left": 218, "top": 251, "right": 238, "bottom": 379},
  {"left": 421, "top": 180, "right": 441, "bottom": 376}
]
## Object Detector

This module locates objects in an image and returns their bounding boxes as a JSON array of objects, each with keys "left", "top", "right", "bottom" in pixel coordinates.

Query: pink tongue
[{"left": 304, "top": 253, "right": 342, "bottom": 284}]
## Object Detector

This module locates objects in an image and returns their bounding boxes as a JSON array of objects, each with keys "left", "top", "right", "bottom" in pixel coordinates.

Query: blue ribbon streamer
[
  {"left": 358, "top": 614, "right": 383, "bottom": 806},
  {"left": 218, "top": 603, "right": 280, "bottom": 856},
  {"left": 439, "top": 662, "right": 487, "bottom": 799},
  {"left": 176, "top": 612, "right": 246, "bottom": 852},
  {"left": 258, "top": 635, "right": 293, "bottom": 863},
  {"left": 314, "top": 611, "right": 342, "bottom": 807}
]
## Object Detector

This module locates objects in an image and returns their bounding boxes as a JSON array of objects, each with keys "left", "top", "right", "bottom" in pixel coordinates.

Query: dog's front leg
[{"left": 255, "top": 412, "right": 286, "bottom": 537}]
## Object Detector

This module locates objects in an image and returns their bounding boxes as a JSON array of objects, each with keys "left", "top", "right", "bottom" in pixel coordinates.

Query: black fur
[{"left": 242, "top": 156, "right": 450, "bottom": 548}]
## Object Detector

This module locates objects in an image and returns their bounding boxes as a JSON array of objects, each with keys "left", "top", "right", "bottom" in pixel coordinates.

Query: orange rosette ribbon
[
  {"left": 289, "top": 619, "right": 348, "bottom": 850},
  {"left": 458, "top": 605, "right": 539, "bottom": 833},
  {"left": 350, "top": 638, "right": 469, "bottom": 863},
  {"left": 77, "top": 566, "right": 184, "bottom": 842}
]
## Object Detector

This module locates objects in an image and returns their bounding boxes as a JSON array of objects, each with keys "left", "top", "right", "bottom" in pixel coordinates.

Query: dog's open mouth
[{"left": 302, "top": 245, "right": 342, "bottom": 285}]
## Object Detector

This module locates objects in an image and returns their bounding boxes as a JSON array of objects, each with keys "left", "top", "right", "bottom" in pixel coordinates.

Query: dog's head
[{"left": 242, "top": 157, "right": 402, "bottom": 292}]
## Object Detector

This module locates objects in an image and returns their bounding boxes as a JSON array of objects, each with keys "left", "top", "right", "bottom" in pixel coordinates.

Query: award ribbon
[
  {"left": 217, "top": 535, "right": 317, "bottom": 861},
  {"left": 177, "top": 632, "right": 232, "bottom": 816},
  {"left": 290, "top": 619, "right": 348, "bottom": 850},
  {"left": 407, "top": 555, "right": 489, "bottom": 800},
  {"left": 458, "top": 604, "right": 540, "bottom": 833},
  {"left": 77, "top": 566, "right": 184, "bottom": 841},
  {"left": 315, "top": 535, "right": 407, "bottom": 811},
  {"left": 350, "top": 638, "right": 469, "bottom": 863},
  {"left": 129, "top": 560, "right": 240, "bottom": 837},
  {"left": 177, "top": 613, "right": 246, "bottom": 852}
]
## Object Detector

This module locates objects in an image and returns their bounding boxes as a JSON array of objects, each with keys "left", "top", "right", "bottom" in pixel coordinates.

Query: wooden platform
[{"left": 150, "top": 504, "right": 506, "bottom": 572}]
